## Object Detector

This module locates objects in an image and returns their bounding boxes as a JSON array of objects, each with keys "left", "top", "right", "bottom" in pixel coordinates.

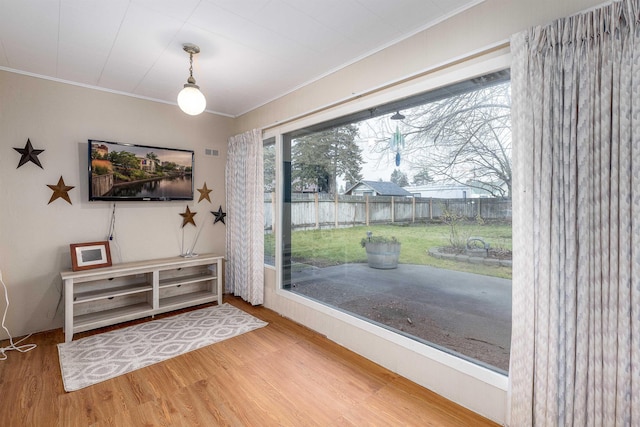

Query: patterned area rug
[{"left": 57, "top": 303, "right": 267, "bottom": 392}]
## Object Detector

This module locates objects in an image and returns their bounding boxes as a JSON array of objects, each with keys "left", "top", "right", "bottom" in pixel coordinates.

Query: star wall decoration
[
  {"left": 197, "top": 182, "right": 212, "bottom": 203},
  {"left": 212, "top": 205, "right": 226, "bottom": 225},
  {"left": 47, "top": 176, "right": 74, "bottom": 205},
  {"left": 14, "top": 138, "right": 45, "bottom": 169},
  {"left": 180, "top": 206, "right": 197, "bottom": 227}
]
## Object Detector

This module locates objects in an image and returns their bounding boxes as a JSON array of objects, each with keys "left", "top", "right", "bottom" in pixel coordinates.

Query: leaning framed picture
[{"left": 70, "top": 241, "right": 112, "bottom": 271}]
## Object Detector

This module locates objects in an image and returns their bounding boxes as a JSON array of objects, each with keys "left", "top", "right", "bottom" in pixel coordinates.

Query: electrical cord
[
  {"left": 107, "top": 202, "right": 123, "bottom": 263},
  {"left": 0, "top": 270, "right": 36, "bottom": 360},
  {"left": 108, "top": 202, "right": 116, "bottom": 241}
]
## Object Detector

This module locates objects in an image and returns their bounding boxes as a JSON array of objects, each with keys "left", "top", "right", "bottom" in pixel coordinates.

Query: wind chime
[{"left": 389, "top": 111, "right": 405, "bottom": 166}]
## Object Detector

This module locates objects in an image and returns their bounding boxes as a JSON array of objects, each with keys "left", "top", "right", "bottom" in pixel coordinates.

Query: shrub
[
  {"left": 360, "top": 235, "right": 399, "bottom": 248},
  {"left": 93, "top": 165, "right": 109, "bottom": 175},
  {"left": 441, "top": 206, "right": 486, "bottom": 250}
]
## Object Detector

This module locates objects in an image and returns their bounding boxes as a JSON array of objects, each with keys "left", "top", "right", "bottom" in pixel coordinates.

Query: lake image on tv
[
  {"left": 90, "top": 141, "right": 194, "bottom": 200},
  {"left": 107, "top": 175, "right": 192, "bottom": 198}
]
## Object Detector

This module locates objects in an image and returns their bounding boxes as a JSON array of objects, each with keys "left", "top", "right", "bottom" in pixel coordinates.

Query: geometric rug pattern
[{"left": 57, "top": 303, "right": 267, "bottom": 391}]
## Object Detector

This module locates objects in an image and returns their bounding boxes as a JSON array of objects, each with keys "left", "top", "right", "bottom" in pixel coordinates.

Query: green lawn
[{"left": 265, "top": 222, "right": 512, "bottom": 279}]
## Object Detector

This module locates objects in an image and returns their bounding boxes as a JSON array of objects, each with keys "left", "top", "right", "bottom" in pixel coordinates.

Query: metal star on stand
[
  {"left": 47, "top": 176, "right": 74, "bottom": 204},
  {"left": 212, "top": 205, "right": 226, "bottom": 225},
  {"left": 14, "top": 138, "right": 45, "bottom": 169},
  {"left": 197, "top": 182, "right": 212, "bottom": 203},
  {"left": 180, "top": 206, "right": 197, "bottom": 227}
]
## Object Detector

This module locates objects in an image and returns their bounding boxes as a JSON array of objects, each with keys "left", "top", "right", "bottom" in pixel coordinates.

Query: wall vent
[{"left": 204, "top": 148, "right": 219, "bottom": 157}]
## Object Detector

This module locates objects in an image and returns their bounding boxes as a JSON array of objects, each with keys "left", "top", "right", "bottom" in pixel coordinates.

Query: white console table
[{"left": 61, "top": 254, "right": 223, "bottom": 342}]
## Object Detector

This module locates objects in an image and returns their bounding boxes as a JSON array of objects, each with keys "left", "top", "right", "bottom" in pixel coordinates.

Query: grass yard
[{"left": 265, "top": 222, "right": 512, "bottom": 279}]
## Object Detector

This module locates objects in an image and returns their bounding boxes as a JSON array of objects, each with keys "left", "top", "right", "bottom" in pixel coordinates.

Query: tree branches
[{"left": 365, "top": 81, "right": 512, "bottom": 197}]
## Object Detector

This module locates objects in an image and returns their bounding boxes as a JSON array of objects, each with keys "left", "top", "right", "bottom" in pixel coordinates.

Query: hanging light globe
[
  {"left": 177, "top": 44, "right": 206, "bottom": 116},
  {"left": 178, "top": 82, "right": 206, "bottom": 115}
]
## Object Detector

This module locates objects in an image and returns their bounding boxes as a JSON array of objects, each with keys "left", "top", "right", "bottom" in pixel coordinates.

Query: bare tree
[{"left": 364, "top": 81, "right": 511, "bottom": 198}]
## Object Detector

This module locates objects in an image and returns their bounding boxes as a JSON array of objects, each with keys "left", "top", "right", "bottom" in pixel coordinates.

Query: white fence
[{"left": 265, "top": 193, "right": 511, "bottom": 231}]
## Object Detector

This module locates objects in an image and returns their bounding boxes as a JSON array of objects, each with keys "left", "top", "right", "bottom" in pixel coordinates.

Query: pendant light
[{"left": 177, "top": 43, "right": 206, "bottom": 115}]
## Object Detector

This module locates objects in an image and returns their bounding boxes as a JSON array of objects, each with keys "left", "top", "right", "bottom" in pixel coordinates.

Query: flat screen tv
[{"left": 89, "top": 139, "right": 194, "bottom": 201}]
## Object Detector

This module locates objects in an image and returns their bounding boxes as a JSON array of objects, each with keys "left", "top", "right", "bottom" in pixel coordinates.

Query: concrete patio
[{"left": 287, "top": 263, "right": 512, "bottom": 372}]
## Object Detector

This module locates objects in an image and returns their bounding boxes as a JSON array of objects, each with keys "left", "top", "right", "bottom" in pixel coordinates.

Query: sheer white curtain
[
  {"left": 509, "top": 1, "right": 640, "bottom": 425},
  {"left": 225, "top": 129, "right": 264, "bottom": 305}
]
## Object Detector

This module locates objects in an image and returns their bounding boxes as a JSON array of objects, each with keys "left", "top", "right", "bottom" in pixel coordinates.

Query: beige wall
[{"left": 0, "top": 70, "right": 233, "bottom": 339}]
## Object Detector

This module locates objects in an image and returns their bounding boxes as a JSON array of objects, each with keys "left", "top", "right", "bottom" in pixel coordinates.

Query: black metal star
[
  {"left": 180, "top": 206, "right": 197, "bottom": 227},
  {"left": 47, "top": 176, "right": 74, "bottom": 205},
  {"left": 212, "top": 205, "right": 226, "bottom": 225},
  {"left": 14, "top": 138, "right": 45, "bottom": 169}
]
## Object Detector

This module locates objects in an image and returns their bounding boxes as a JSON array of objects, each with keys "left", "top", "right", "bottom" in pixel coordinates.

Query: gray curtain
[
  {"left": 225, "top": 129, "right": 264, "bottom": 305},
  {"left": 509, "top": 1, "right": 640, "bottom": 425}
]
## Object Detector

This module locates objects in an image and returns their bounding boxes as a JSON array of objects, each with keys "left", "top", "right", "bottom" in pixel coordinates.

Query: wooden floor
[{"left": 0, "top": 296, "right": 499, "bottom": 426}]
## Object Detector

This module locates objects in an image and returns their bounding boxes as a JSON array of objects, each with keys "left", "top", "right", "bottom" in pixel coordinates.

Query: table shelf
[{"left": 61, "top": 254, "right": 223, "bottom": 342}]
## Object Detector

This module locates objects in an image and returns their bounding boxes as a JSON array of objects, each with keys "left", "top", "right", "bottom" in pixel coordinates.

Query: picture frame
[{"left": 70, "top": 241, "right": 112, "bottom": 271}]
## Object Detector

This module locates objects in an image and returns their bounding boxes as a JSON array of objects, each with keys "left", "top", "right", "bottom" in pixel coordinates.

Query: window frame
[{"left": 280, "top": 69, "right": 511, "bottom": 371}]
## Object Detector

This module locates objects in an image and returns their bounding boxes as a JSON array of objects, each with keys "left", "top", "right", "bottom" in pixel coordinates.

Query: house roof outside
[
  {"left": 345, "top": 180, "right": 413, "bottom": 197},
  {"left": 403, "top": 182, "right": 493, "bottom": 199},
  {"left": 403, "top": 183, "right": 494, "bottom": 199}
]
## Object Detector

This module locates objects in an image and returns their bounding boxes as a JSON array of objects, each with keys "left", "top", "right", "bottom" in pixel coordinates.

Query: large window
[{"left": 281, "top": 70, "right": 512, "bottom": 373}]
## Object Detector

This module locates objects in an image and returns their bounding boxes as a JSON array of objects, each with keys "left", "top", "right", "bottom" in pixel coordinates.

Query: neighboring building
[
  {"left": 92, "top": 143, "right": 109, "bottom": 158},
  {"left": 403, "top": 183, "right": 492, "bottom": 199},
  {"left": 344, "top": 180, "right": 413, "bottom": 197},
  {"left": 293, "top": 182, "right": 321, "bottom": 193},
  {"left": 139, "top": 157, "right": 156, "bottom": 172}
]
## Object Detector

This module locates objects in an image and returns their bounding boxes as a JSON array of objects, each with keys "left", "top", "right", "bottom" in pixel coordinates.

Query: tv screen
[{"left": 89, "top": 139, "right": 194, "bottom": 201}]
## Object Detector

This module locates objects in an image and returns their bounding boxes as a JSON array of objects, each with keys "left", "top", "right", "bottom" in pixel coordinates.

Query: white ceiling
[{"left": 0, "top": 0, "right": 481, "bottom": 117}]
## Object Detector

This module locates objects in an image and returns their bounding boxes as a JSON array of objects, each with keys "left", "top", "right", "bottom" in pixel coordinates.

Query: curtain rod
[{"left": 262, "top": 40, "right": 510, "bottom": 133}]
